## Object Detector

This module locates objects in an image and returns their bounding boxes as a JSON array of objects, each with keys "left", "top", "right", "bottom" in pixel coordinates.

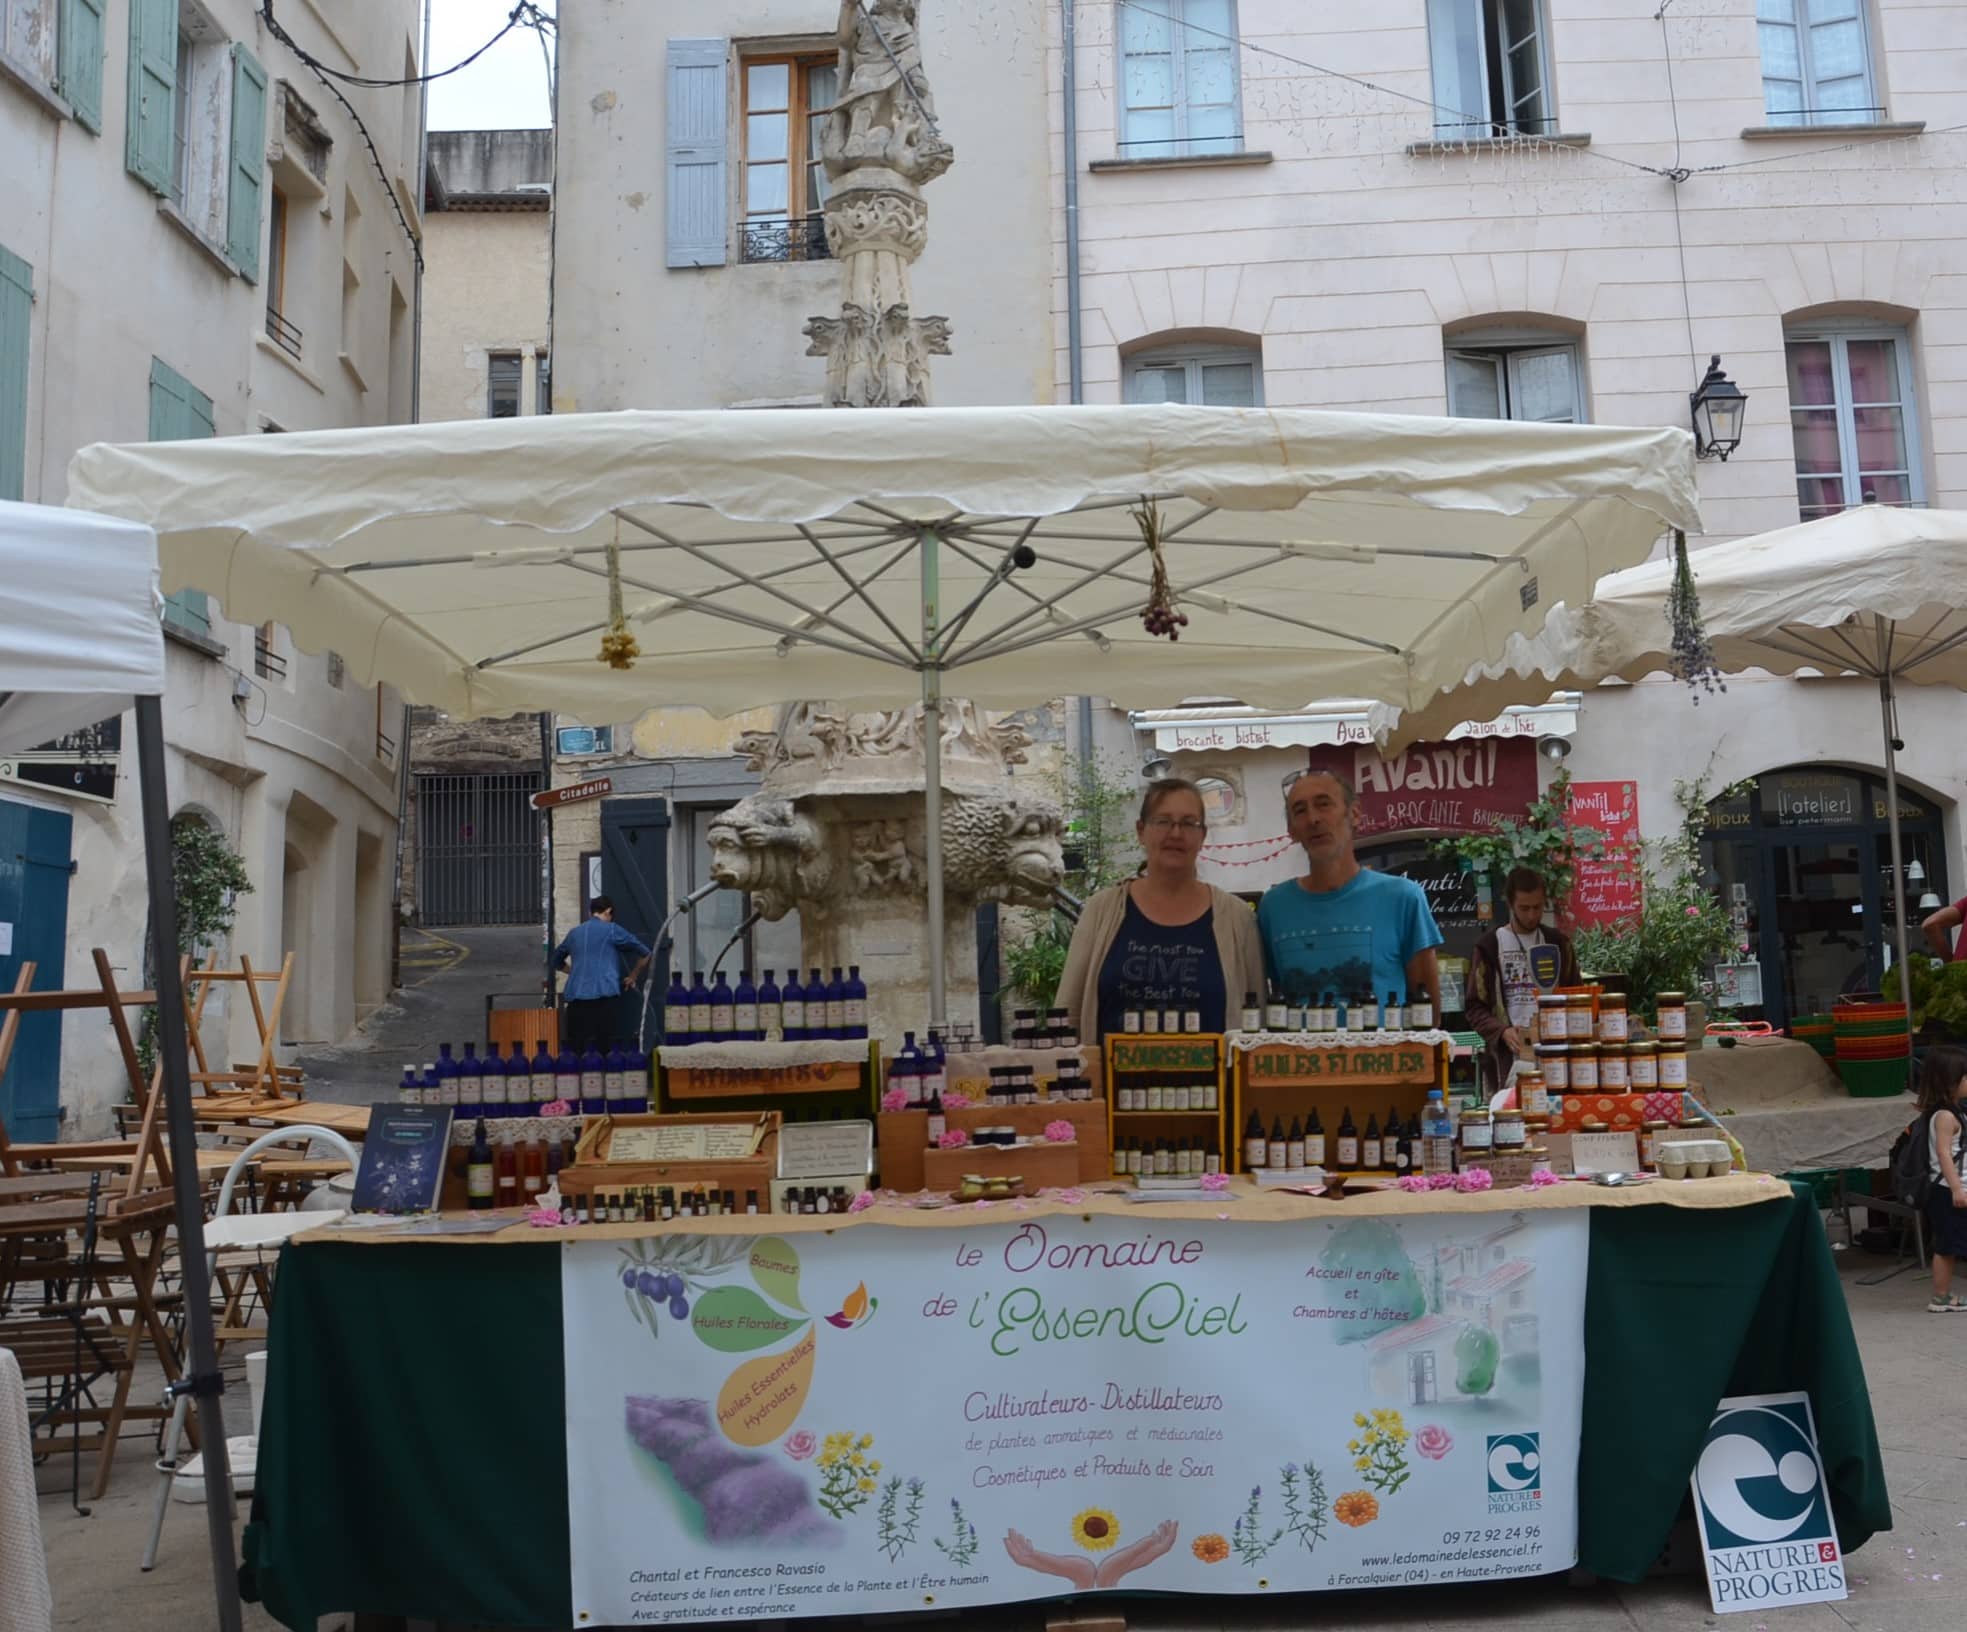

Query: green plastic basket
[{"left": 1837, "top": 1056, "right": 1913, "bottom": 1098}]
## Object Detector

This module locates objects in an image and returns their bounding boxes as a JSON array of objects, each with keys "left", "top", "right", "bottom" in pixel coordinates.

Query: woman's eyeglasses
[{"left": 1144, "top": 816, "right": 1205, "bottom": 834}]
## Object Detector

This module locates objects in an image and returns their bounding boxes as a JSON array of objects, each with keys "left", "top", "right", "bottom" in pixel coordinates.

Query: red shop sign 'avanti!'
[{"left": 1303, "top": 738, "right": 1538, "bottom": 838}]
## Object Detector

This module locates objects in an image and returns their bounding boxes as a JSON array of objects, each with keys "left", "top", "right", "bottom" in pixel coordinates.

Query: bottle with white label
[
  {"left": 688, "top": 972, "right": 712, "bottom": 1038},
  {"left": 1410, "top": 994, "right": 1435, "bottom": 1030},
  {"left": 1264, "top": 987, "right": 1289, "bottom": 1030},
  {"left": 757, "top": 970, "right": 782, "bottom": 1040},
  {"left": 1239, "top": 991, "right": 1261, "bottom": 1032},
  {"left": 780, "top": 974, "right": 807, "bottom": 1042},
  {"left": 842, "top": 965, "right": 868, "bottom": 1038},
  {"left": 709, "top": 970, "right": 736, "bottom": 1038},
  {"left": 733, "top": 969, "right": 759, "bottom": 1040},
  {"left": 1383, "top": 992, "right": 1404, "bottom": 1032},
  {"left": 1244, "top": 1110, "right": 1267, "bottom": 1169},
  {"left": 824, "top": 966, "right": 847, "bottom": 1035}
]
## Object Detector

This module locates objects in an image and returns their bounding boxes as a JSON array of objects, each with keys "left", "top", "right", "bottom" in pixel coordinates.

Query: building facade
[{"left": 1, "top": 0, "right": 421, "bottom": 1135}]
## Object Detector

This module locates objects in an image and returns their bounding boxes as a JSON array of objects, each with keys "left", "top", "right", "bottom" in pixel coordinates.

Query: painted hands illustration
[{"left": 1003, "top": 1513, "right": 1180, "bottom": 1589}]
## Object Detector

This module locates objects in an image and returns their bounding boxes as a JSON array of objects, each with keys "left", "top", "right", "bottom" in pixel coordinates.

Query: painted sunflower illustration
[
  {"left": 1191, "top": 1532, "right": 1230, "bottom": 1563},
  {"left": 1071, "top": 1508, "right": 1120, "bottom": 1551}
]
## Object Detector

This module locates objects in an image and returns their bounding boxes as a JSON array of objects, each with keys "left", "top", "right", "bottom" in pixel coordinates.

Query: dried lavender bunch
[{"left": 1665, "top": 530, "right": 1725, "bottom": 701}]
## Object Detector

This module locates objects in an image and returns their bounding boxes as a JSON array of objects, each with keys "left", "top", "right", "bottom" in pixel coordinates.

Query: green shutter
[
  {"left": 150, "top": 356, "right": 213, "bottom": 636},
  {"left": 0, "top": 248, "right": 32, "bottom": 503},
  {"left": 125, "top": 0, "right": 178, "bottom": 195},
  {"left": 226, "top": 44, "right": 267, "bottom": 280},
  {"left": 58, "top": 0, "right": 107, "bottom": 133}
]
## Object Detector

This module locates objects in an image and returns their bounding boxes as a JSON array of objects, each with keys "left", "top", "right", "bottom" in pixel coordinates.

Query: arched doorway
[{"left": 1705, "top": 768, "right": 1951, "bottom": 1027}]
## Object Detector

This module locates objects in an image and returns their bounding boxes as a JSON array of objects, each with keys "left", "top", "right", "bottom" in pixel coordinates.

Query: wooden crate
[
  {"left": 664, "top": 1057, "right": 864, "bottom": 1101},
  {"left": 560, "top": 1110, "right": 780, "bottom": 1209},
  {"left": 922, "top": 1140, "right": 1080, "bottom": 1194},
  {"left": 1231, "top": 1038, "right": 1447, "bottom": 1175},
  {"left": 878, "top": 1099, "right": 1108, "bottom": 1192}
]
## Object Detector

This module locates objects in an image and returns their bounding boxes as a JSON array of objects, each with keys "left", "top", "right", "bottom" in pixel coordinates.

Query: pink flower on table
[
  {"left": 526, "top": 1207, "right": 564, "bottom": 1228},
  {"left": 1397, "top": 1174, "right": 1432, "bottom": 1193},
  {"left": 1415, "top": 1425, "right": 1453, "bottom": 1461},
  {"left": 1199, "top": 1171, "right": 1231, "bottom": 1194},
  {"left": 784, "top": 1429, "right": 818, "bottom": 1462},
  {"left": 937, "top": 1128, "right": 970, "bottom": 1150},
  {"left": 1043, "top": 1119, "right": 1076, "bottom": 1143},
  {"left": 1051, "top": 1187, "right": 1088, "bottom": 1204},
  {"left": 540, "top": 1098, "right": 573, "bottom": 1119},
  {"left": 880, "top": 1087, "right": 910, "bottom": 1112},
  {"left": 1454, "top": 1168, "right": 1494, "bottom": 1192},
  {"left": 1425, "top": 1173, "right": 1457, "bottom": 1190},
  {"left": 941, "top": 1090, "right": 971, "bottom": 1110},
  {"left": 846, "top": 1190, "right": 876, "bottom": 1213},
  {"left": 1528, "top": 1168, "right": 1564, "bottom": 1188}
]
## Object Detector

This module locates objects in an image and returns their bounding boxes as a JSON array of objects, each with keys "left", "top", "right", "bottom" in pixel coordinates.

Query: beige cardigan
[{"left": 1057, "top": 882, "right": 1267, "bottom": 1041}]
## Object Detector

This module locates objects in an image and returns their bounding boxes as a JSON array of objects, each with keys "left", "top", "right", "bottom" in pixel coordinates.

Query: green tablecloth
[{"left": 240, "top": 1184, "right": 1889, "bottom": 1629}]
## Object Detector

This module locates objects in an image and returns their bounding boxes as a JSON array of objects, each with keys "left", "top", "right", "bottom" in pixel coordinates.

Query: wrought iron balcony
[
  {"left": 266, "top": 305, "right": 303, "bottom": 361},
  {"left": 740, "top": 214, "right": 830, "bottom": 264},
  {"left": 254, "top": 634, "right": 287, "bottom": 681}
]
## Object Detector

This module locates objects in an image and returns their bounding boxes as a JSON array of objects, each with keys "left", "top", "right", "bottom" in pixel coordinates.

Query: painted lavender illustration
[{"left": 625, "top": 1396, "right": 836, "bottom": 1545}]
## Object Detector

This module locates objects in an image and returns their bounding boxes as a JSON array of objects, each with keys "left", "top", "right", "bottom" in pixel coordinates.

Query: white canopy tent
[
  {"left": 1397, "top": 505, "right": 1967, "bottom": 1012},
  {"left": 0, "top": 501, "right": 243, "bottom": 1628},
  {"left": 68, "top": 404, "right": 1700, "bottom": 1018}
]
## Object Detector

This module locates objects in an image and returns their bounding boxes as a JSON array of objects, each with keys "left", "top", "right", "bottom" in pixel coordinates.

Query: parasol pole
[
  {"left": 1874, "top": 615, "right": 1915, "bottom": 1083},
  {"left": 921, "top": 527, "right": 947, "bottom": 1027}
]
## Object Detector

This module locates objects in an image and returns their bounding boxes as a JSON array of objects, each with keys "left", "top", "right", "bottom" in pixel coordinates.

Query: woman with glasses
[{"left": 1057, "top": 777, "right": 1266, "bottom": 1043}]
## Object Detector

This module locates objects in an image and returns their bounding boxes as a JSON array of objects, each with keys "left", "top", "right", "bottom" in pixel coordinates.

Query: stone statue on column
[{"left": 803, "top": 0, "right": 954, "bottom": 407}]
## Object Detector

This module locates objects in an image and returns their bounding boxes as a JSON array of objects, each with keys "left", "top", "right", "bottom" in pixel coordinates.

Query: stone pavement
[{"left": 31, "top": 1234, "right": 1964, "bottom": 1631}]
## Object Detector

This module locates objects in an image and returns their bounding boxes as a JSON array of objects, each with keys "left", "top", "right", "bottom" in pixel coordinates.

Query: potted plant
[{"left": 1428, "top": 768, "right": 1611, "bottom": 920}]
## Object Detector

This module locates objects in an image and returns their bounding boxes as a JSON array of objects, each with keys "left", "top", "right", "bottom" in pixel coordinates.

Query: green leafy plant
[
  {"left": 1899, "top": 956, "right": 1967, "bottom": 1038},
  {"left": 1003, "top": 752, "right": 1142, "bottom": 1013},
  {"left": 1428, "top": 768, "right": 1609, "bottom": 915},
  {"left": 1571, "top": 770, "right": 1751, "bottom": 1022},
  {"left": 137, "top": 817, "right": 254, "bottom": 1079}
]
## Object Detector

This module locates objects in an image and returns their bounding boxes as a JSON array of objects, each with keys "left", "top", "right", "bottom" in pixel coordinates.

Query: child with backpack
[{"left": 1912, "top": 1044, "right": 1967, "bottom": 1313}]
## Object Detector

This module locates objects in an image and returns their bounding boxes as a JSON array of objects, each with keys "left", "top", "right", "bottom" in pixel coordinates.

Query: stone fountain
[{"left": 702, "top": 3, "right": 1065, "bottom": 1046}]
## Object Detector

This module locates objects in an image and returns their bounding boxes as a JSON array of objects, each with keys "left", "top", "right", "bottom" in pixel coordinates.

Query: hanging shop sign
[
  {"left": 1302, "top": 739, "right": 1537, "bottom": 840},
  {"left": 562, "top": 1211, "right": 1587, "bottom": 1621},
  {"left": 1146, "top": 704, "right": 1578, "bottom": 756},
  {"left": 0, "top": 718, "right": 122, "bottom": 806}
]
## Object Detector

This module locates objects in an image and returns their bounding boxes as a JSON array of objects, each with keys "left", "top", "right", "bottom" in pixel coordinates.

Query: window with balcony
[
  {"left": 1426, "top": 0, "right": 1554, "bottom": 139},
  {"left": 1758, "top": 0, "right": 1878, "bottom": 128},
  {"left": 1118, "top": 0, "right": 1242, "bottom": 159},
  {"left": 264, "top": 186, "right": 303, "bottom": 358},
  {"left": 1785, "top": 327, "right": 1923, "bottom": 519},
  {"left": 1445, "top": 333, "right": 1584, "bottom": 422},
  {"left": 740, "top": 55, "right": 835, "bottom": 263},
  {"left": 1125, "top": 344, "right": 1263, "bottom": 406}
]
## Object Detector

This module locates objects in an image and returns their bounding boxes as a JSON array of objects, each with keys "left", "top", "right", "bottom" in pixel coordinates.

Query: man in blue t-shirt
[{"left": 1257, "top": 770, "right": 1443, "bottom": 1018}]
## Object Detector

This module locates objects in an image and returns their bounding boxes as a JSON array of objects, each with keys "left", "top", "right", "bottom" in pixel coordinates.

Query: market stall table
[{"left": 238, "top": 1176, "right": 1886, "bottom": 1630}]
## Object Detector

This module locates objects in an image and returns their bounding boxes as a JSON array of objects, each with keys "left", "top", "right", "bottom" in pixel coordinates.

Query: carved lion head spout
[
  {"left": 706, "top": 796, "right": 830, "bottom": 922},
  {"left": 938, "top": 791, "right": 1066, "bottom": 908}
]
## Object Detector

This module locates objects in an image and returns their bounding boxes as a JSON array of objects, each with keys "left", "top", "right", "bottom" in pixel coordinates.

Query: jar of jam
[
  {"left": 1528, "top": 1145, "right": 1552, "bottom": 1177},
  {"left": 1627, "top": 1040, "right": 1659, "bottom": 1089},
  {"left": 1639, "top": 1119, "right": 1670, "bottom": 1168},
  {"left": 1656, "top": 992, "right": 1689, "bottom": 1042},
  {"left": 1566, "top": 993, "right": 1596, "bottom": 1040},
  {"left": 1460, "top": 1108, "right": 1494, "bottom": 1157},
  {"left": 1597, "top": 993, "right": 1629, "bottom": 1042},
  {"left": 1536, "top": 1042, "right": 1570, "bottom": 1093},
  {"left": 1494, "top": 1108, "right": 1527, "bottom": 1148},
  {"left": 1536, "top": 992, "right": 1569, "bottom": 1041},
  {"left": 1599, "top": 1043, "right": 1629, "bottom": 1090},
  {"left": 1519, "top": 1071, "right": 1551, "bottom": 1118},
  {"left": 1658, "top": 1043, "right": 1689, "bottom": 1088},
  {"left": 1570, "top": 1047, "right": 1600, "bottom": 1091}
]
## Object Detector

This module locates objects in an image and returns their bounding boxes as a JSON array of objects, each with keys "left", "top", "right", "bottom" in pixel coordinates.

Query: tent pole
[
  {"left": 1875, "top": 619, "right": 1915, "bottom": 1085},
  {"left": 134, "top": 694, "right": 243, "bottom": 1632},
  {"left": 921, "top": 528, "right": 947, "bottom": 1028}
]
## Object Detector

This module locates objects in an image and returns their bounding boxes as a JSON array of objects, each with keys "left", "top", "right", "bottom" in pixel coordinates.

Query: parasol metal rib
[
  {"left": 335, "top": 521, "right": 889, "bottom": 574},
  {"left": 946, "top": 539, "right": 1157, "bottom": 662},
  {"left": 1752, "top": 628, "right": 1874, "bottom": 676},
  {"left": 793, "top": 523, "right": 922, "bottom": 662},
  {"left": 934, "top": 520, "right": 1049, "bottom": 652},
  {"left": 937, "top": 526, "right": 1110, "bottom": 652}
]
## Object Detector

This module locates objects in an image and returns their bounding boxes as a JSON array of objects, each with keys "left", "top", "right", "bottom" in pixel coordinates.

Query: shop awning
[{"left": 1133, "top": 696, "right": 1581, "bottom": 754}]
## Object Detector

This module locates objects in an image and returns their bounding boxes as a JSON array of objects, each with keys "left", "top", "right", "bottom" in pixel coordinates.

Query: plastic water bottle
[{"left": 1422, "top": 1089, "right": 1455, "bottom": 1176}]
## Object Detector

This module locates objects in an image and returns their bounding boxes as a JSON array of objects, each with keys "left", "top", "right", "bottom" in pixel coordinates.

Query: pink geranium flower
[
  {"left": 1043, "top": 1119, "right": 1076, "bottom": 1143},
  {"left": 1528, "top": 1168, "right": 1564, "bottom": 1188},
  {"left": 1397, "top": 1174, "right": 1432, "bottom": 1193},
  {"left": 942, "top": 1090, "right": 971, "bottom": 1110},
  {"left": 880, "top": 1087, "right": 910, "bottom": 1112},
  {"left": 540, "top": 1098, "right": 573, "bottom": 1118},
  {"left": 784, "top": 1429, "right": 817, "bottom": 1461},
  {"left": 1415, "top": 1425, "right": 1453, "bottom": 1461},
  {"left": 1425, "top": 1172, "right": 1457, "bottom": 1190},
  {"left": 1199, "top": 1171, "right": 1231, "bottom": 1193},
  {"left": 847, "top": 1190, "right": 876, "bottom": 1213},
  {"left": 1454, "top": 1168, "right": 1494, "bottom": 1192},
  {"left": 937, "top": 1128, "right": 970, "bottom": 1150}
]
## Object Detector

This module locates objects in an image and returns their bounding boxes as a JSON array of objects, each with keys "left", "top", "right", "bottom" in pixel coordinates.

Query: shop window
[
  {"left": 1118, "top": 0, "right": 1243, "bottom": 159},
  {"left": 1784, "top": 326, "right": 1923, "bottom": 519},
  {"left": 1126, "top": 344, "right": 1263, "bottom": 406},
  {"left": 486, "top": 351, "right": 522, "bottom": 418},
  {"left": 739, "top": 54, "right": 836, "bottom": 263},
  {"left": 1446, "top": 334, "right": 1584, "bottom": 422},
  {"left": 1426, "top": 0, "right": 1554, "bottom": 139},
  {"left": 1757, "top": 0, "right": 1878, "bottom": 128}
]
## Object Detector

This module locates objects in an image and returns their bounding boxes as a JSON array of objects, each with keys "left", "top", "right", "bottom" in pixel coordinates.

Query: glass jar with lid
[
  {"left": 1655, "top": 992, "right": 1689, "bottom": 1042},
  {"left": 1627, "top": 1040, "right": 1659, "bottom": 1089},
  {"left": 1536, "top": 993, "right": 1569, "bottom": 1042},
  {"left": 1570, "top": 1047, "right": 1600, "bottom": 1091},
  {"left": 1519, "top": 1071, "right": 1551, "bottom": 1118},
  {"left": 1639, "top": 1119, "right": 1671, "bottom": 1168},
  {"left": 1657, "top": 1042, "right": 1689, "bottom": 1088},
  {"left": 1565, "top": 993, "right": 1596, "bottom": 1040},
  {"left": 1459, "top": 1108, "right": 1494, "bottom": 1156},
  {"left": 1599, "top": 1044, "right": 1629, "bottom": 1090},
  {"left": 1597, "top": 993, "right": 1630, "bottom": 1042},
  {"left": 1494, "top": 1108, "right": 1527, "bottom": 1148},
  {"left": 1535, "top": 1042, "right": 1570, "bottom": 1093}
]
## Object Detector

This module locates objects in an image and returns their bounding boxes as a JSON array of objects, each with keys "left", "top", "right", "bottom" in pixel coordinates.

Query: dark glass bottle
[
  {"left": 1363, "top": 1112, "right": 1382, "bottom": 1170},
  {"left": 1305, "top": 1105, "right": 1327, "bottom": 1168},
  {"left": 1336, "top": 1106, "right": 1360, "bottom": 1171},
  {"left": 1244, "top": 1108, "right": 1267, "bottom": 1169},
  {"left": 466, "top": 1118, "right": 495, "bottom": 1209}
]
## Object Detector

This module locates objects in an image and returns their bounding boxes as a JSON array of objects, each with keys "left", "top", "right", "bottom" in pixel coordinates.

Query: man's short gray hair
[{"left": 1283, "top": 767, "right": 1357, "bottom": 810}]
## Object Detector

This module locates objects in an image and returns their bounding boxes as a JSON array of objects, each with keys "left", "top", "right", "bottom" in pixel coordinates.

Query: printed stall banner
[{"left": 563, "top": 1212, "right": 1587, "bottom": 1623}]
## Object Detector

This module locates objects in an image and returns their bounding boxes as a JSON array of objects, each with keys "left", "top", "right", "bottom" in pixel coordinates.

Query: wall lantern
[{"left": 1690, "top": 355, "right": 1747, "bottom": 461}]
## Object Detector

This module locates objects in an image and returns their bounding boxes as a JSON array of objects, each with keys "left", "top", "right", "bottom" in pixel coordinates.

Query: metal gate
[{"left": 416, "top": 772, "right": 542, "bottom": 926}]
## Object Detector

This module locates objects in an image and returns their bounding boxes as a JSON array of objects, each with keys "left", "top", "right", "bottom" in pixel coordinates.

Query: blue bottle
[
  {"left": 843, "top": 964, "right": 868, "bottom": 1039},
  {"left": 480, "top": 1043, "right": 511, "bottom": 1113},
  {"left": 455, "top": 1041, "right": 482, "bottom": 1120},
  {"left": 824, "top": 966, "right": 847, "bottom": 1038},
  {"left": 807, "top": 968, "right": 828, "bottom": 1039},
  {"left": 529, "top": 1041, "right": 556, "bottom": 1115},
  {"left": 921, "top": 1028, "right": 947, "bottom": 1104},
  {"left": 604, "top": 1038, "right": 628, "bottom": 1112},
  {"left": 757, "top": 969, "right": 782, "bottom": 1040},
  {"left": 688, "top": 971, "right": 712, "bottom": 1039},
  {"left": 555, "top": 1042, "right": 582, "bottom": 1109},
  {"left": 734, "top": 968, "right": 759, "bottom": 1041},
  {"left": 889, "top": 1030, "right": 921, "bottom": 1107},
  {"left": 625, "top": 1038, "right": 651, "bottom": 1113},
  {"left": 709, "top": 969, "right": 736, "bottom": 1039},
  {"left": 580, "top": 1039, "right": 607, "bottom": 1115},
  {"left": 434, "top": 1042, "right": 459, "bottom": 1113},
  {"left": 664, "top": 968, "right": 693, "bottom": 1044},
  {"left": 397, "top": 1063, "right": 421, "bottom": 1106},
  {"left": 780, "top": 970, "right": 808, "bottom": 1041},
  {"left": 421, "top": 1061, "right": 443, "bottom": 1110}
]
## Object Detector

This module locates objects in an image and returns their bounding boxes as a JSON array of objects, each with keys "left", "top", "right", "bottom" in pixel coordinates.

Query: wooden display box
[
  {"left": 656, "top": 1044, "right": 877, "bottom": 1109},
  {"left": 878, "top": 1100, "right": 1108, "bottom": 1192},
  {"left": 1104, "top": 1034, "right": 1227, "bottom": 1181},
  {"left": 560, "top": 1110, "right": 781, "bottom": 1209},
  {"left": 921, "top": 1140, "right": 1081, "bottom": 1194},
  {"left": 1231, "top": 1038, "right": 1447, "bottom": 1175}
]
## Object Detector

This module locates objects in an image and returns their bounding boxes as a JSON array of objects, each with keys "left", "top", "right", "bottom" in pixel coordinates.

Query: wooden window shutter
[
  {"left": 124, "top": 0, "right": 178, "bottom": 194},
  {"left": 226, "top": 43, "right": 269, "bottom": 280},
  {"left": 666, "top": 38, "right": 729, "bottom": 268}
]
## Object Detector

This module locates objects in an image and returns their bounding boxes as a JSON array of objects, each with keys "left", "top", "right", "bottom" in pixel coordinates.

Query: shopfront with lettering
[{"left": 1704, "top": 768, "right": 1952, "bottom": 1027}]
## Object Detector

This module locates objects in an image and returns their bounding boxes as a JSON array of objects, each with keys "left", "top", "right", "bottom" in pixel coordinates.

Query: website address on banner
[{"left": 1333, "top": 1540, "right": 1540, "bottom": 1588}]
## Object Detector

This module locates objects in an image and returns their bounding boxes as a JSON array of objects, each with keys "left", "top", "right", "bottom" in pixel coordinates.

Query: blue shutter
[
  {"left": 0, "top": 247, "right": 30, "bottom": 503},
  {"left": 125, "top": 0, "right": 178, "bottom": 193},
  {"left": 58, "top": 0, "right": 107, "bottom": 133},
  {"left": 666, "top": 38, "right": 728, "bottom": 269},
  {"left": 225, "top": 43, "right": 268, "bottom": 279},
  {"left": 150, "top": 357, "right": 213, "bottom": 636}
]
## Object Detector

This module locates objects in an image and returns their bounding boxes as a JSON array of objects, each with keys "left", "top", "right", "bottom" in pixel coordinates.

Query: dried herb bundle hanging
[
  {"left": 1665, "top": 529, "right": 1724, "bottom": 700},
  {"left": 598, "top": 518, "right": 641, "bottom": 670},
  {"left": 1132, "top": 499, "right": 1187, "bottom": 641}
]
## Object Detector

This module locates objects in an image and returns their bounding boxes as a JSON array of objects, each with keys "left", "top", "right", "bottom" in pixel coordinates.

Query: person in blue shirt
[
  {"left": 554, "top": 895, "right": 653, "bottom": 1053},
  {"left": 1257, "top": 770, "right": 1443, "bottom": 1020}
]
